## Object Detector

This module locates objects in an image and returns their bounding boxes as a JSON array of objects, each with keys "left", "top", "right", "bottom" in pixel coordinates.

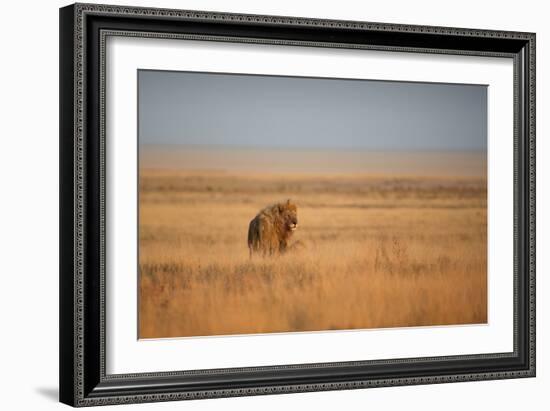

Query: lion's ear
[
  {"left": 286, "top": 199, "right": 291, "bottom": 205},
  {"left": 278, "top": 203, "right": 285, "bottom": 212}
]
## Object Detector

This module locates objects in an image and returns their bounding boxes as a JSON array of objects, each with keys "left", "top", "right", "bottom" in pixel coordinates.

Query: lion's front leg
[{"left": 279, "top": 239, "right": 288, "bottom": 254}]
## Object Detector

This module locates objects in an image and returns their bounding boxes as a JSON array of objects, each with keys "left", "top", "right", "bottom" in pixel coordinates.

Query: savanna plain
[{"left": 139, "top": 147, "right": 487, "bottom": 338}]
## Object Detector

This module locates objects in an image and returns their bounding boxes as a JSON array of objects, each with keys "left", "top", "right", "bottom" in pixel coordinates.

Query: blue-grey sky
[{"left": 138, "top": 70, "right": 487, "bottom": 151}]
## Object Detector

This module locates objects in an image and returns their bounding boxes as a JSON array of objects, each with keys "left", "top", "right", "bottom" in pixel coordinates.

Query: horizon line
[{"left": 139, "top": 143, "right": 487, "bottom": 153}]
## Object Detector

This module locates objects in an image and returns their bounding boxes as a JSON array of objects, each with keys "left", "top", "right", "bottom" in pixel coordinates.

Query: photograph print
[{"left": 138, "top": 70, "right": 488, "bottom": 339}]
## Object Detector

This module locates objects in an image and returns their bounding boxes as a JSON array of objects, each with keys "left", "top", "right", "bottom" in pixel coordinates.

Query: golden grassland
[{"left": 138, "top": 167, "right": 487, "bottom": 339}]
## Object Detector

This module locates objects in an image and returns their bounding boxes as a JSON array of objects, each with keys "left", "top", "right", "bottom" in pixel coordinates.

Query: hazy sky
[{"left": 138, "top": 70, "right": 487, "bottom": 151}]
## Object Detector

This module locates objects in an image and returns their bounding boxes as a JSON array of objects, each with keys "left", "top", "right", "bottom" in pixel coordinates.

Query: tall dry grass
[{"left": 139, "top": 170, "right": 487, "bottom": 338}]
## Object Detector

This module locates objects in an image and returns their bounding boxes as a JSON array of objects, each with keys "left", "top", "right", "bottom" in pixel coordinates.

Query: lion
[{"left": 248, "top": 199, "right": 298, "bottom": 257}]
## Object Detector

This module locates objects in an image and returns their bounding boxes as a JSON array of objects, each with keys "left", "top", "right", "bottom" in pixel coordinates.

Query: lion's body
[{"left": 248, "top": 200, "right": 298, "bottom": 257}]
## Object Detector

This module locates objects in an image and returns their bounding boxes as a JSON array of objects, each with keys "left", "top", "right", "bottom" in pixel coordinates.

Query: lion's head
[{"left": 278, "top": 199, "right": 298, "bottom": 232}]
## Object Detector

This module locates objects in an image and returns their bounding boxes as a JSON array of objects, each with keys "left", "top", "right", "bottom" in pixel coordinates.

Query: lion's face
[{"left": 279, "top": 200, "right": 298, "bottom": 232}]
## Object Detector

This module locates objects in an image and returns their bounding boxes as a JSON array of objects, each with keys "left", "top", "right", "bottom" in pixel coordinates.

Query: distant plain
[{"left": 139, "top": 146, "right": 487, "bottom": 338}]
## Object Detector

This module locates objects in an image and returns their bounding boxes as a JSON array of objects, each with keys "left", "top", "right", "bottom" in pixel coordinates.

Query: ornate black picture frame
[{"left": 59, "top": 3, "right": 535, "bottom": 407}]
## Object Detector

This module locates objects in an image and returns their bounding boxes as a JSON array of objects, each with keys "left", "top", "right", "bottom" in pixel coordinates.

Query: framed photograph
[{"left": 59, "top": 3, "right": 536, "bottom": 407}]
